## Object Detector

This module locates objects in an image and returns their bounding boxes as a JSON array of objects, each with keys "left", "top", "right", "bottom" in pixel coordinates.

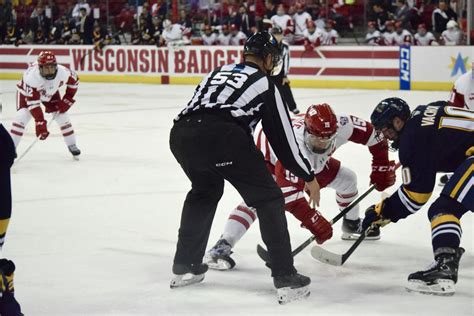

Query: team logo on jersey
[{"left": 339, "top": 116, "right": 348, "bottom": 126}]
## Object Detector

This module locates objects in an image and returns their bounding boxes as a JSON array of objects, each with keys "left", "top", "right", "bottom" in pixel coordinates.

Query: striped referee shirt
[{"left": 175, "top": 62, "right": 314, "bottom": 182}]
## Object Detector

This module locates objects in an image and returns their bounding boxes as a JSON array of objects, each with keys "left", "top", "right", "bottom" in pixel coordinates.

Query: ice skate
[
  {"left": 406, "top": 247, "right": 465, "bottom": 296},
  {"left": 170, "top": 263, "right": 208, "bottom": 288},
  {"left": 203, "top": 238, "right": 236, "bottom": 270},
  {"left": 341, "top": 217, "right": 380, "bottom": 240},
  {"left": 68, "top": 144, "right": 81, "bottom": 160},
  {"left": 274, "top": 273, "right": 311, "bottom": 305}
]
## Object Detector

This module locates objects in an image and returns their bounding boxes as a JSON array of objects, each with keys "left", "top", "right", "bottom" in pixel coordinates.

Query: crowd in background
[{"left": 0, "top": 0, "right": 470, "bottom": 47}]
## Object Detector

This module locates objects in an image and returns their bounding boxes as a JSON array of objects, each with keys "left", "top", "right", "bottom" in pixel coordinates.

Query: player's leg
[
  {"left": 0, "top": 124, "right": 15, "bottom": 256},
  {"left": 204, "top": 202, "right": 257, "bottom": 270},
  {"left": 406, "top": 156, "right": 473, "bottom": 296},
  {"left": 9, "top": 93, "right": 32, "bottom": 148},
  {"left": 53, "top": 112, "right": 80, "bottom": 157}
]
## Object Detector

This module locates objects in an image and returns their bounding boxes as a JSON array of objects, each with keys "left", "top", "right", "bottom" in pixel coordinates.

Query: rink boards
[{"left": 0, "top": 45, "right": 472, "bottom": 90}]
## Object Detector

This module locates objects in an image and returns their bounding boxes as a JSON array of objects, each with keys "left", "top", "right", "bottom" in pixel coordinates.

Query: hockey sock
[
  {"left": 431, "top": 214, "right": 462, "bottom": 252},
  {"left": 336, "top": 191, "right": 359, "bottom": 220},
  {"left": 222, "top": 203, "right": 257, "bottom": 247},
  {"left": 55, "top": 114, "right": 76, "bottom": 147}
]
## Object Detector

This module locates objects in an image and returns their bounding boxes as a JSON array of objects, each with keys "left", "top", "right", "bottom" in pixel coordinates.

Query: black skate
[
  {"left": 406, "top": 247, "right": 465, "bottom": 296},
  {"left": 68, "top": 144, "right": 81, "bottom": 160},
  {"left": 274, "top": 273, "right": 311, "bottom": 304},
  {"left": 438, "top": 174, "right": 451, "bottom": 186},
  {"left": 341, "top": 218, "right": 380, "bottom": 241},
  {"left": 170, "top": 263, "right": 208, "bottom": 288},
  {"left": 203, "top": 238, "right": 236, "bottom": 270}
]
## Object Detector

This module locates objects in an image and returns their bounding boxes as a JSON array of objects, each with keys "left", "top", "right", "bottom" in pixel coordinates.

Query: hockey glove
[
  {"left": 58, "top": 97, "right": 75, "bottom": 113},
  {"left": 370, "top": 160, "right": 396, "bottom": 191},
  {"left": 0, "top": 259, "right": 23, "bottom": 316},
  {"left": 300, "top": 210, "right": 333, "bottom": 244},
  {"left": 361, "top": 202, "right": 391, "bottom": 232},
  {"left": 35, "top": 120, "right": 49, "bottom": 140}
]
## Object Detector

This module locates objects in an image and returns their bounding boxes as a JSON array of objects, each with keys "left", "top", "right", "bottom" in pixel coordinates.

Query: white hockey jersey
[
  {"left": 271, "top": 14, "right": 293, "bottom": 34},
  {"left": 293, "top": 12, "right": 312, "bottom": 36},
  {"left": 366, "top": 30, "right": 382, "bottom": 45},
  {"left": 217, "top": 33, "right": 231, "bottom": 45},
  {"left": 382, "top": 31, "right": 397, "bottom": 46},
  {"left": 393, "top": 29, "right": 413, "bottom": 45},
  {"left": 303, "top": 28, "right": 324, "bottom": 45},
  {"left": 202, "top": 33, "right": 217, "bottom": 45},
  {"left": 17, "top": 63, "right": 79, "bottom": 105},
  {"left": 441, "top": 29, "right": 462, "bottom": 45},
  {"left": 162, "top": 24, "right": 185, "bottom": 44},
  {"left": 449, "top": 70, "right": 474, "bottom": 110},
  {"left": 230, "top": 31, "right": 247, "bottom": 45},
  {"left": 414, "top": 32, "right": 437, "bottom": 45},
  {"left": 321, "top": 29, "right": 338, "bottom": 45}
]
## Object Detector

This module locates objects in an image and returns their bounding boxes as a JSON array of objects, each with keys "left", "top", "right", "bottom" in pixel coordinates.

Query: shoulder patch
[{"left": 339, "top": 116, "right": 348, "bottom": 126}]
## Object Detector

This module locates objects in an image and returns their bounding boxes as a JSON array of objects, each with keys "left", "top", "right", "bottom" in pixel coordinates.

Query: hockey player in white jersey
[
  {"left": 441, "top": 20, "right": 463, "bottom": 45},
  {"left": 382, "top": 20, "right": 397, "bottom": 46},
  {"left": 11, "top": 51, "right": 81, "bottom": 158},
  {"left": 271, "top": 4, "right": 294, "bottom": 41},
  {"left": 393, "top": 20, "right": 413, "bottom": 45},
  {"left": 292, "top": 3, "right": 312, "bottom": 44},
  {"left": 229, "top": 24, "right": 247, "bottom": 45},
  {"left": 414, "top": 23, "right": 438, "bottom": 46},
  {"left": 303, "top": 20, "right": 324, "bottom": 50},
  {"left": 217, "top": 25, "right": 232, "bottom": 45},
  {"left": 204, "top": 103, "right": 396, "bottom": 270},
  {"left": 322, "top": 19, "right": 338, "bottom": 45},
  {"left": 160, "top": 19, "right": 189, "bottom": 46},
  {"left": 365, "top": 21, "right": 382, "bottom": 45},
  {"left": 449, "top": 63, "right": 473, "bottom": 110},
  {"left": 201, "top": 25, "right": 217, "bottom": 45}
]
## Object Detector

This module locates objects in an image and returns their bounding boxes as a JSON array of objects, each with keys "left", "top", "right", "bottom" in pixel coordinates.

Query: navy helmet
[
  {"left": 371, "top": 97, "right": 411, "bottom": 131},
  {"left": 244, "top": 31, "right": 282, "bottom": 76}
]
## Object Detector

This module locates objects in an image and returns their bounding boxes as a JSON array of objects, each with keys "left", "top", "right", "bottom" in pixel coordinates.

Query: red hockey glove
[
  {"left": 35, "top": 120, "right": 49, "bottom": 140},
  {"left": 304, "top": 41, "right": 314, "bottom": 52},
  {"left": 58, "top": 97, "right": 75, "bottom": 113},
  {"left": 370, "top": 160, "right": 396, "bottom": 191},
  {"left": 300, "top": 210, "right": 333, "bottom": 244}
]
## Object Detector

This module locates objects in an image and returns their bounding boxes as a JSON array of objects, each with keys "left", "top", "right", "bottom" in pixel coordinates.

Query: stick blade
[
  {"left": 256, "top": 244, "right": 271, "bottom": 263},
  {"left": 310, "top": 246, "right": 343, "bottom": 266}
]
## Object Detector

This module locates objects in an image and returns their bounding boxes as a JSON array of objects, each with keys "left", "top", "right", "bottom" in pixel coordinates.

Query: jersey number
[
  {"left": 439, "top": 106, "right": 474, "bottom": 132},
  {"left": 210, "top": 72, "right": 248, "bottom": 89}
]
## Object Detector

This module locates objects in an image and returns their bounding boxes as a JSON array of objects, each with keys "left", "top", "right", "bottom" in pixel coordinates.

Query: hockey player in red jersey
[
  {"left": 205, "top": 103, "right": 396, "bottom": 270},
  {"left": 10, "top": 51, "right": 81, "bottom": 159},
  {"left": 449, "top": 62, "right": 473, "bottom": 110}
]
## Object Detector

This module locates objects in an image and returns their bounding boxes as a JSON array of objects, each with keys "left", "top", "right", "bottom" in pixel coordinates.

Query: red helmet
[
  {"left": 230, "top": 24, "right": 238, "bottom": 32},
  {"left": 38, "top": 51, "right": 57, "bottom": 66},
  {"left": 304, "top": 104, "right": 338, "bottom": 153},
  {"left": 37, "top": 51, "right": 57, "bottom": 80}
]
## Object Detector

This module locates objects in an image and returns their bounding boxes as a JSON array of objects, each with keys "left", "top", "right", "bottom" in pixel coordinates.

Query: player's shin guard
[
  {"left": 10, "top": 108, "right": 32, "bottom": 147},
  {"left": 55, "top": 113, "right": 80, "bottom": 157}
]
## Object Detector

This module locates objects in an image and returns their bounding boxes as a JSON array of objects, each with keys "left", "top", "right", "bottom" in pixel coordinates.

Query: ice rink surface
[{"left": 0, "top": 81, "right": 472, "bottom": 315}]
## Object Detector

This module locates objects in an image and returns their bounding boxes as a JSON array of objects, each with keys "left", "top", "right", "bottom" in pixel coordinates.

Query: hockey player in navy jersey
[{"left": 362, "top": 98, "right": 473, "bottom": 296}]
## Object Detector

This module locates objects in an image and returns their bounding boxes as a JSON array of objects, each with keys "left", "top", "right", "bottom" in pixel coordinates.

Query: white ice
[{"left": 0, "top": 81, "right": 472, "bottom": 316}]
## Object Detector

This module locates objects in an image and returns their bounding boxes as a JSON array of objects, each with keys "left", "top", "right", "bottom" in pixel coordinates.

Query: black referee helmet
[{"left": 244, "top": 31, "right": 282, "bottom": 76}]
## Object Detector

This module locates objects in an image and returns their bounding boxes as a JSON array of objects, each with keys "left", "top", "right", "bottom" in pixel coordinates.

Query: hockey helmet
[
  {"left": 37, "top": 51, "right": 57, "bottom": 80},
  {"left": 371, "top": 97, "right": 411, "bottom": 150},
  {"left": 163, "top": 19, "right": 172, "bottom": 31},
  {"left": 244, "top": 31, "right": 283, "bottom": 76},
  {"left": 304, "top": 104, "right": 338, "bottom": 154},
  {"left": 446, "top": 20, "right": 458, "bottom": 29}
]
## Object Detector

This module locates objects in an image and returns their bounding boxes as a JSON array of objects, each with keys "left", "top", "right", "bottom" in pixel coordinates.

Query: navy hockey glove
[{"left": 362, "top": 202, "right": 391, "bottom": 232}]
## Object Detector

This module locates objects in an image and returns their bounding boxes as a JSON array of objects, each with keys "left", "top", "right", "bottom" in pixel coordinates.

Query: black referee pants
[
  {"left": 169, "top": 113, "right": 296, "bottom": 277},
  {"left": 0, "top": 124, "right": 15, "bottom": 232}
]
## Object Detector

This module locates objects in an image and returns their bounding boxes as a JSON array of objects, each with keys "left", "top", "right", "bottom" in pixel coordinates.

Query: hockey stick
[
  {"left": 256, "top": 162, "right": 401, "bottom": 263},
  {"left": 310, "top": 225, "right": 371, "bottom": 266},
  {"left": 15, "top": 112, "right": 58, "bottom": 164}
]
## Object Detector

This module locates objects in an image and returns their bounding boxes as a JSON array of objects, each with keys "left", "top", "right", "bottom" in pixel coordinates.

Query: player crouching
[{"left": 10, "top": 51, "right": 81, "bottom": 159}]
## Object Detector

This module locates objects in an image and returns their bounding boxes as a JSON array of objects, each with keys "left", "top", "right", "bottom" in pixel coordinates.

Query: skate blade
[
  {"left": 170, "top": 273, "right": 205, "bottom": 289},
  {"left": 206, "top": 259, "right": 233, "bottom": 271},
  {"left": 277, "top": 285, "right": 310, "bottom": 305},
  {"left": 341, "top": 233, "right": 380, "bottom": 241},
  {"left": 72, "top": 155, "right": 80, "bottom": 161},
  {"left": 405, "top": 279, "right": 455, "bottom": 296}
]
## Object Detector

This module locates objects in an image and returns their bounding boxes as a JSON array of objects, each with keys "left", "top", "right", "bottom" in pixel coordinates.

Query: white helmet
[
  {"left": 163, "top": 19, "right": 172, "bottom": 31},
  {"left": 446, "top": 20, "right": 458, "bottom": 29}
]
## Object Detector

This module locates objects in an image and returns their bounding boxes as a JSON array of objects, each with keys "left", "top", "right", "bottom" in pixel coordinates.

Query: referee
[{"left": 169, "top": 31, "right": 319, "bottom": 302}]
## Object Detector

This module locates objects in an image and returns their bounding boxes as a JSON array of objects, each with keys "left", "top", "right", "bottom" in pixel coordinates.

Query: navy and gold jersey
[{"left": 382, "top": 103, "right": 474, "bottom": 222}]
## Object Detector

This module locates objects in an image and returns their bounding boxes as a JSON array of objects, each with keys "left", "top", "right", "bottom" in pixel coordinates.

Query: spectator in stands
[
  {"left": 30, "top": 5, "right": 51, "bottom": 43},
  {"left": 229, "top": 23, "right": 247, "bottom": 45},
  {"left": 137, "top": 4, "right": 152, "bottom": 31},
  {"left": 441, "top": 20, "right": 463, "bottom": 45},
  {"left": 366, "top": 21, "right": 383, "bottom": 45},
  {"left": 322, "top": 19, "right": 338, "bottom": 45},
  {"left": 264, "top": 0, "right": 277, "bottom": 20},
  {"left": 370, "top": 2, "right": 390, "bottom": 32},
  {"left": 303, "top": 20, "right": 323, "bottom": 49},
  {"left": 382, "top": 20, "right": 397, "bottom": 45},
  {"left": 131, "top": 23, "right": 141, "bottom": 45},
  {"left": 202, "top": 24, "right": 217, "bottom": 45},
  {"left": 178, "top": 9, "right": 192, "bottom": 29},
  {"left": 63, "top": 0, "right": 76, "bottom": 21},
  {"left": 58, "top": 16, "right": 75, "bottom": 44},
  {"left": 232, "top": 4, "right": 255, "bottom": 37},
  {"left": 72, "top": 0, "right": 90, "bottom": 18},
  {"left": 394, "top": 0, "right": 410, "bottom": 29},
  {"left": 271, "top": 4, "right": 294, "bottom": 42},
  {"left": 393, "top": 20, "right": 413, "bottom": 45},
  {"left": 432, "top": 0, "right": 457, "bottom": 35},
  {"left": 414, "top": 23, "right": 438, "bottom": 45},
  {"left": 0, "top": 1, "right": 15, "bottom": 44},
  {"left": 293, "top": 2, "right": 312, "bottom": 45},
  {"left": 76, "top": 7, "right": 93, "bottom": 44},
  {"left": 217, "top": 24, "right": 231, "bottom": 45},
  {"left": 152, "top": 0, "right": 167, "bottom": 19},
  {"left": 4, "top": 22, "right": 22, "bottom": 46}
]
